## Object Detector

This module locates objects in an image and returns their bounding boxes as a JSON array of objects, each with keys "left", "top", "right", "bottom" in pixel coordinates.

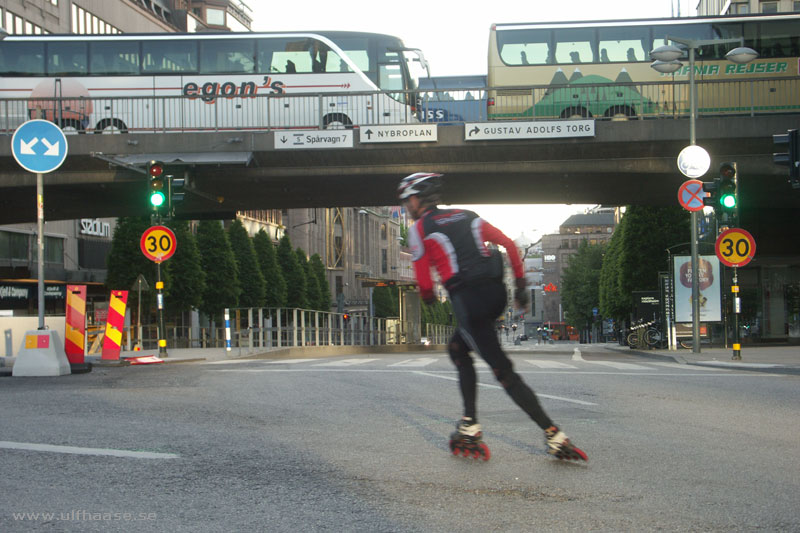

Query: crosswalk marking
[
  {"left": 582, "top": 360, "right": 651, "bottom": 370},
  {"left": 314, "top": 358, "right": 380, "bottom": 367},
  {"left": 387, "top": 358, "right": 439, "bottom": 367},
  {"left": 265, "top": 358, "right": 322, "bottom": 365},
  {"left": 524, "top": 360, "right": 578, "bottom": 369}
]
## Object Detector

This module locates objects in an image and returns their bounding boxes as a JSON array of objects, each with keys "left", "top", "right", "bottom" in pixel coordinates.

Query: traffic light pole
[
  {"left": 731, "top": 267, "right": 741, "bottom": 360},
  {"left": 156, "top": 260, "right": 167, "bottom": 357}
]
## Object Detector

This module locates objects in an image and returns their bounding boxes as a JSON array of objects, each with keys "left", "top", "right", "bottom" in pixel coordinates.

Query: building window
[
  {"left": 0, "top": 231, "right": 29, "bottom": 260},
  {"left": 730, "top": 1, "right": 750, "bottom": 13},
  {"left": 760, "top": 1, "right": 778, "bottom": 13},
  {"left": 206, "top": 7, "right": 225, "bottom": 26},
  {"left": 381, "top": 249, "right": 388, "bottom": 274}
]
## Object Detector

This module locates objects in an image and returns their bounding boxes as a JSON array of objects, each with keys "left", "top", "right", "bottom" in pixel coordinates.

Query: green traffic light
[
  {"left": 720, "top": 193, "right": 736, "bottom": 209},
  {"left": 150, "top": 191, "right": 166, "bottom": 207}
]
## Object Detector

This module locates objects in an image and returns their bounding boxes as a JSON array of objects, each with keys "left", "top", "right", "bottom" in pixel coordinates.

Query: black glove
[{"left": 513, "top": 278, "right": 529, "bottom": 308}]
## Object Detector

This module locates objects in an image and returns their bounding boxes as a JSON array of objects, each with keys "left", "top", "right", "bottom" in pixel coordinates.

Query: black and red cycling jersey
[{"left": 408, "top": 207, "right": 524, "bottom": 301}]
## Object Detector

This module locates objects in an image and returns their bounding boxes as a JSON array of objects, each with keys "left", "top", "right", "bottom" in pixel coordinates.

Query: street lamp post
[{"left": 650, "top": 37, "right": 757, "bottom": 354}]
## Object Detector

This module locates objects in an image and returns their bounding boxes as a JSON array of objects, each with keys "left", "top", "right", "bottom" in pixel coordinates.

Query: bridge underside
[{"left": 0, "top": 115, "right": 797, "bottom": 224}]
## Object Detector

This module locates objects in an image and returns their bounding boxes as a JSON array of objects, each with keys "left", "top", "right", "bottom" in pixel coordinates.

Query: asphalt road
[{"left": 1, "top": 346, "right": 798, "bottom": 532}]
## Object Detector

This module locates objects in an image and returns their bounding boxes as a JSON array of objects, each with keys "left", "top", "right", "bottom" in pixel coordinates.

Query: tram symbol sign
[
  {"left": 715, "top": 227, "right": 756, "bottom": 268},
  {"left": 678, "top": 179, "right": 707, "bottom": 212},
  {"left": 140, "top": 226, "right": 177, "bottom": 263}
]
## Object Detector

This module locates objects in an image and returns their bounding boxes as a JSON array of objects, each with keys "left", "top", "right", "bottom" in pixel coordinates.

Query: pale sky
[{"left": 249, "top": 0, "right": 696, "bottom": 241}]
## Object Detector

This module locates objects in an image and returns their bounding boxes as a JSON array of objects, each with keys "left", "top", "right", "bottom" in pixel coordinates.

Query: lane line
[
  {"left": 411, "top": 371, "right": 598, "bottom": 406},
  {"left": 0, "top": 441, "right": 179, "bottom": 459},
  {"left": 572, "top": 348, "right": 584, "bottom": 362},
  {"left": 582, "top": 360, "right": 652, "bottom": 370}
]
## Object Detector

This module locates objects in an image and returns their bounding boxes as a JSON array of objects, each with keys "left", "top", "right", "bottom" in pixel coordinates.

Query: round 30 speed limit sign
[
  {"left": 715, "top": 227, "right": 756, "bottom": 268},
  {"left": 140, "top": 225, "right": 177, "bottom": 263}
]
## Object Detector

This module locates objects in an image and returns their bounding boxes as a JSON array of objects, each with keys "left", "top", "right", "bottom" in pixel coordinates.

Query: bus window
[
  {"left": 554, "top": 28, "right": 595, "bottom": 64},
  {"left": 266, "top": 38, "right": 345, "bottom": 74},
  {"left": 598, "top": 26, "right": 648, "bottom": 62},
  {"left": 498, "top": 29, "right": 551, "bottom": 65},
  {"left": 90, "top": 41, "right": 140, "bottom": 75},
  {"left": 200, "top": 38, "right": 255, "bottom": 74},
  {"left": 651, "top": 23, "right": 713, "bottom": 59},
  {"left": 47, "top": 41, "right": 87, "bottom": 75},
  {"left": 0, "top": 42, "right": 45, "bottom": 75},
  {"left": 142, "top": 40, "right": 197, "bottom": 73},
  {"left": 758, "top": 20, "right": 799, "bottom": 58}
]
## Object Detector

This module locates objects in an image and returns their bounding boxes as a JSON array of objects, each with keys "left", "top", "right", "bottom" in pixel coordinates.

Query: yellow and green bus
[{"left": 487, "top": 13, "right": 800, "bottom": 120}]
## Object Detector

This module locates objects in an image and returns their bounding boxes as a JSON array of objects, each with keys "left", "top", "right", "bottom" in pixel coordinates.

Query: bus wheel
[
  {"left": 94, "top": 118, "right": 128, "bottom": 134},
  {"left": 60, "top": 119, "right": 85, "bottom": 135},
  {"left": 560, "top": 107, "right": 590, "bottom": 119},
  {"left": 322, "top": 113, "right": 353, "bottom": 130},
  {"left": 605, "top": 105, "right": 636, "bottom": 121}
]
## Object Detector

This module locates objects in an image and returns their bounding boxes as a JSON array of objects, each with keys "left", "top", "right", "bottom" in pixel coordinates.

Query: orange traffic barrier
[
  {"left": 101, "top": 290, "right": 128, "bottom": 361},
  {"left": 64, "top": 285, "right": 87, "bottom": 364}
]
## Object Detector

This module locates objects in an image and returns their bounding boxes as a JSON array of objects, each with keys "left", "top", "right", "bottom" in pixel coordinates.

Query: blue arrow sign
[{"left": 11, "top": 120, "right": 68, "bottom": 174}]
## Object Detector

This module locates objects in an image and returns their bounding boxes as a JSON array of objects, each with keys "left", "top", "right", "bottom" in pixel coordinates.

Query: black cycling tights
[{"left": 449, "top": 282, "right": 554, "bottom": 430}]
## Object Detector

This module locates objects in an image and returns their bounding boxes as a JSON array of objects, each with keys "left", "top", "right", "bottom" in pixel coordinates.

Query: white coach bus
[{"left": 0, "top": 31, "right": 428, "bottom": 133}]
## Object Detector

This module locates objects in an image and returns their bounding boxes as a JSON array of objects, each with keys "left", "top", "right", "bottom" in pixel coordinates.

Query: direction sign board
[
  {"left": 360, "top": 125, "right": 437, "bottom": 143},
  {"left": 678, "top": 179, "right": 707, "bottom": 212},
  {"left": 11, "top": 120, "right": 68, "bottom": 174},
  {"left": 274, "top": 130, "right": 353, "bottom": 149},
  {"left": 715, "top": 227, "right": 756, "bottom": 268},
  {"left": 464, "top": 120, "right": 594, "bottom": 141},
  {"left": 140, "top": 226, "right": 177, "bottom": 263}
]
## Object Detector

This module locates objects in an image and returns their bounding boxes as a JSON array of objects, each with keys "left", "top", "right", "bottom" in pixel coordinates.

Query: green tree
[
  {"left": 196, "top": 219, "right": 240, "bottom": 324},
  {"left": 309, "top": 254, "right": 331, "bottom": 312},
  {"left": 276, "top": 234, "right": 306, "bottom": 309},
  {"left": 599, "top": 217, "right": 629, "bottom": 320},
  {"left": 253, "top": 230, "right": 287, "bottom": 307},
  {"left": 598, "top": 206, "right": 690, "bottom": 321},
  {"left": 228, "top": 220, "right": 266, "bottom": 308},
  {"left": 561, "top": 240, "right": 606, "bottom": 331},
  {"left": 372, "top": 285, "right": 398, "bottom": 317},
  {"left": 106, "top": 216, "right": 166, "bottom": 323},
  {"left": 164, "top": 219, "right": 205, "bottom": 319},
  {"left": 296, "top": 248, "right": 320, "bottom": 310}
]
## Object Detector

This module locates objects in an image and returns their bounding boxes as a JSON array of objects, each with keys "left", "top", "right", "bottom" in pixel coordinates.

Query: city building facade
[
  {"left": 697, "top": 0, "right": 800, "bottom": 15},
  {"left": 540, "top": 208, "right": 618, "bottom": 328}
]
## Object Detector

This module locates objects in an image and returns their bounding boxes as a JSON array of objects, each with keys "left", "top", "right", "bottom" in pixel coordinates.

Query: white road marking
[
  {"left": 644, "top": 361, "right": 730, "bottom": 371},
  {"left": 524, "top": 360, "right": 578, "bottom": 369},
  {"left": 412, "top": 372, "right": 598, "bottom": 406},
  {"left": 572, "top": 348, "right": 585, "bottom": 362},
  {"left": 388, "top": 358, "right": 439, "bottom": 367},
  {"left": 264, "top": 358, "right": 322, "bottom": 364},
  {"left": 0, "top": 441, "right": 179, "bottom": 459},
  {"left": 314, "top": 358, "right": 380, "bottom": 367},
  {"left": 582, "top": 360, "right": 651, "bottom": 370}
]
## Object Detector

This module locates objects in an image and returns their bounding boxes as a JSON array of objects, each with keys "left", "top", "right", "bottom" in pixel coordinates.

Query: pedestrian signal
[{"left": 772, "top": 129, "right": 799, "bottom": 188}]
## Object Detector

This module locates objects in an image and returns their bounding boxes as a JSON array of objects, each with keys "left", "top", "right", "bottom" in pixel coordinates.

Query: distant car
[
  {"left": 518, "top": 334, "right": 528, "bottom": 341},
  {"left": 421, "top": 337, "right": 431, "bottom": 345}
]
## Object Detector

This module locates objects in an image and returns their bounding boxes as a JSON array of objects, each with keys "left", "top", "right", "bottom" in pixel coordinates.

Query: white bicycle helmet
[{"left": 397, "top": 172, "right": 443, "bottom": 201}]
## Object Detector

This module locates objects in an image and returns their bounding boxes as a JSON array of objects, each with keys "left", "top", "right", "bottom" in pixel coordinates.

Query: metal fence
[
  {"left": 119, "top": 307, "right": 455, "bottom": 353},
  {"left": 1, "top": 76, "right": 797, "bottom": 135}
]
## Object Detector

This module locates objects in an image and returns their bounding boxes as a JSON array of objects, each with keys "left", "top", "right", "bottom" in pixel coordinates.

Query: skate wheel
[{"left": 479, "top": 444, "right": 491, "bottom": 461}]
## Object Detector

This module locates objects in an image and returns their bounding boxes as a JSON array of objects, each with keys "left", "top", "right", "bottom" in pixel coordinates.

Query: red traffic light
[
  {"left": 148, "top": 160, "right": 164, "bottom": 178},
  {"left": 342, "top": 313, "right": 350, "bottom": 321}
]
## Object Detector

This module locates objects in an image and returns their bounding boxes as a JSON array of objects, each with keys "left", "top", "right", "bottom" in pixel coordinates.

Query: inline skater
[{"left": 398, "top": 172, "right": 587, "bottom": 461}]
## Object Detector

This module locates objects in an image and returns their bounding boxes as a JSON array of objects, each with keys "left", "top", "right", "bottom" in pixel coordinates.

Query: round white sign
[{"left": 677, "top": 145, "right": 711, "bottom": 178}]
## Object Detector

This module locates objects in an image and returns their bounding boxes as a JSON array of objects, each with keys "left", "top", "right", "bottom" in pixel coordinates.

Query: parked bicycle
[{"left": 627, "top": 319, "right": 667, "bottom": 349}]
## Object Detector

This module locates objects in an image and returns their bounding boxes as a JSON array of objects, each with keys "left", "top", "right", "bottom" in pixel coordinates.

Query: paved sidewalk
[{"left": 602, "top": 342, "right": 800, "bottom": 373}]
